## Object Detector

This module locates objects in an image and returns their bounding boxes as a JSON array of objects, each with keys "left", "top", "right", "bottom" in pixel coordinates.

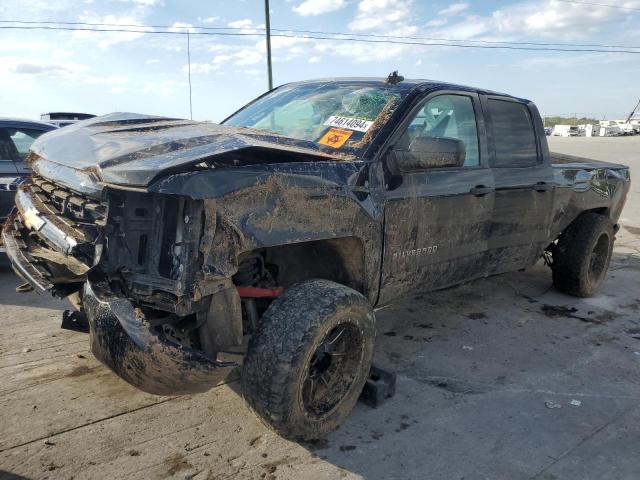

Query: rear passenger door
[
  {"left": 482, "top": 96, "right": 554, "bottom": 274},
  {"left": 379, "top": 91, "right": 495, "bottom": 304}
]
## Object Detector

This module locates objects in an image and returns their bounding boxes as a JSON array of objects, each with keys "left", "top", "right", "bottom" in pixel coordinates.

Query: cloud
[
  {"left": 183, "top": 62, "right": 220, "bottom": 74},
  {"left": 133, "top": 0, "right": 161, "bottom": 5},
  {"left": 308, "top": 56, "right": 322, "bottom": 63},
  {"left": 0, "top": 56, "right": 130, "bottom": 86},
  {"left": 198, "top": 16, "right": 219, "bottom": 24},
  {"left": 140, "top": 79, "right": 185, "bottom": 96},
  {"left": 241, "top": 68, "right": 262, "bottom": 76},
  {"left": 348, "top": 0, "right": 416, "bottom": 32},
  {"left": 234, "top": 47, "right": 265, "bottom": 66},
  {"left": 146, "top": 58, "right": 160, "bottom": 64},
  {"left": 73, "top": 13, "right": 153, "bottom": 48},
  {"left": 292, "top": 0, "right": 346, "bottom": 16},
  {"left": 519, "top": 52, "right": 629, "bottom": 70},
  {"left": 227, "top": 19, "right": 253, "bottom": 29},
  {"left": 438, "top": 2, "right": 469, "bottom": 16},
  {"left": 426, "top": 18, "right": 448, "bottom": 27},
  {"left": 226, "top": 18, "right": 264, "bottom": 34},
  {"left": 169, "top": 22, "right": 196, "bottom": 33},
  {"left": 117, "top": 0, "right": 164, "bottom": 8},
  {"left": 432, "top": 0, "right": 640, "bottom": 40},
  {"left": 13, "top": 62, "right": 76, "bottom": 76}
]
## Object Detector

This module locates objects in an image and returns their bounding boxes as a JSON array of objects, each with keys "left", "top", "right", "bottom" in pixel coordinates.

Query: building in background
[{"left": 40, "top": 112, "right": 95, "bottom": 128}]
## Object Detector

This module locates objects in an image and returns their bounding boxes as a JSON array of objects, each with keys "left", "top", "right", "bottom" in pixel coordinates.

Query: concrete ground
[{"left": 0, "top": 136, "right": 639, "bottom": 480}]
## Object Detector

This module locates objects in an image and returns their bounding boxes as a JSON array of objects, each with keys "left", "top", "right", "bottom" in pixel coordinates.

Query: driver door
[{"left": 378, "top": 92, "right": 495, "bottom": 304}]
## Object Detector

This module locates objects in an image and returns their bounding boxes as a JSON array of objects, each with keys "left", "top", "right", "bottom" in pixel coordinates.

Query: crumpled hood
[{"left": 30, "top": 112, "right": 343, "bottom": 190}]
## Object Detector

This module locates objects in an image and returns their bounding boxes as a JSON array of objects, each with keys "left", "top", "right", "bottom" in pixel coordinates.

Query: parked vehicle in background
[
  {"left": 0, "top": 118, "right": 57, "bottom": 225},
  {"left": 552, "top": 125, "right": 582, "bottom": 137},
  {"left": 40, "top": 112, "right": 95, "bottom": 128},
  {"left": 3, "top": 77, "right": 630, "bottom": 441},
  {"left": 614, "top": 121, "right": 637, "bottom": 136},
  {"left": 580, "top": 124, "right": 600, "bottom": 137},
  {"left": 598, "top": 122, "right": 624, "bottom": 137}
]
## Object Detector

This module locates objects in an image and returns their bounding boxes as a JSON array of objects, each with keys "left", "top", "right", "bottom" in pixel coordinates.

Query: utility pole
[
  {"left": 264, "top": 0, "right": 273, "bottom": 90},
  {"left": 187, "top": 30, "right": 193, "bottom": 120}
]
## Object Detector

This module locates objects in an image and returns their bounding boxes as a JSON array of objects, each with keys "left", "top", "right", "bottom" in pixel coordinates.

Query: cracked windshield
[{"left": 224, "top": 82, "right": 406, "bottom": 152}]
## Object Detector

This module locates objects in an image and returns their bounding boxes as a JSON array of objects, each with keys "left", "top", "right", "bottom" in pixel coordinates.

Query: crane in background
[{"left": 625, "top": 98, "right": 640, "bottom": 123}]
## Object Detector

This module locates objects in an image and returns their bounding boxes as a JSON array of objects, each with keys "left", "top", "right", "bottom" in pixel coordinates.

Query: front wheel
[
  {"left": 551, "top": 212, "right": 614, "bottom": 297},
  {"left": 242, "top": 279, "right": 375, "bottom": 440}
]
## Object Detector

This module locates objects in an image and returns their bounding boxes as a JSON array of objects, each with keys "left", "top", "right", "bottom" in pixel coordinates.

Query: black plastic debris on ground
[
  {"left": 360, "top": 365, "right": 396, "bottom": 408},
  {"left": 61, "top": 310, "right": 89, "bottom": 333}
]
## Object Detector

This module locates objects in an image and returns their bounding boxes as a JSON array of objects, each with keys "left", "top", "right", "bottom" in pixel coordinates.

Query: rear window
[{"left": 488, "top": 99, "right": 538, "bottom": 167}]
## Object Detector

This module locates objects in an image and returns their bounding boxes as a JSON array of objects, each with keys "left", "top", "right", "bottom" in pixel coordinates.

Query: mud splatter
[{"left": 164, "top": 453, "right": 192, "bottom": 475}]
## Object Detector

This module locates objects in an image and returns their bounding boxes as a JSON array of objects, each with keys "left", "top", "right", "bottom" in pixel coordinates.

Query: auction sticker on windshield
[
  {"left": 318, "top": 128, "right": 353, "bottom": 148},
  {"left": 323, "top": 116, "right": 373, "bottom": 133}
]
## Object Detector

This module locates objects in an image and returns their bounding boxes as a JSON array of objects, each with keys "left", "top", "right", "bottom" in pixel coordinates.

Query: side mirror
[{"left": 392, "top": 136, "right": 466, "bottom": 172}]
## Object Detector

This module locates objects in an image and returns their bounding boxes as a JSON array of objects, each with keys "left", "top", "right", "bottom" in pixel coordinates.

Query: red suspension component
[{"left": 236, "top": 286, "right": 284, "bottom": 298}]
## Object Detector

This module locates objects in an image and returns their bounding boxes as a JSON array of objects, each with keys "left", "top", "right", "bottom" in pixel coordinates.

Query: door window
[
  {"left": 398, "top": 94, "right": 480, "bottom": 167},
  {"left": 488, "top": 99, "right": 539, "bottom": 167},
  {"left": 7, "top": 128, "right": 47, "bottom": 161},
  {"left": 0, "top": 128, "right": 20, "bottom": 161}
]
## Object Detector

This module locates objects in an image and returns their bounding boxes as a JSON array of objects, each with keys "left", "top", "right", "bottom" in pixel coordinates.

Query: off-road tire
[
  {"left": 242, "top": 279, "right": 375, "bottom": 440},
  {"left": 552, "top": 212, "right": 614, "bottom": 297}
]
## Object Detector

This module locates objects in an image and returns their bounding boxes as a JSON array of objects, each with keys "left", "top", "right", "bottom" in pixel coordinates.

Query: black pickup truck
[{"left": 3, "top": 76, "right": 630, "bottom": 440}]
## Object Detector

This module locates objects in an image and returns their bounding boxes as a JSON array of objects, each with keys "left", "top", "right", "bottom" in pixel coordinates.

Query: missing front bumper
[{"left": 83, "top": 281, "right": 238, "bottom": 395}]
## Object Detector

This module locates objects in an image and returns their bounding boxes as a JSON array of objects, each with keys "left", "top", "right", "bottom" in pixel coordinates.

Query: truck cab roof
[{"left": 285, "top": 77, "right": 532, "bottom": 104}]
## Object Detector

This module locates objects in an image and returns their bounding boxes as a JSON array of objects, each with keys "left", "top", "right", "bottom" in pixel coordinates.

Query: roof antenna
[{"left": 385, "top": 70, "right": 404, "bottom": 84}]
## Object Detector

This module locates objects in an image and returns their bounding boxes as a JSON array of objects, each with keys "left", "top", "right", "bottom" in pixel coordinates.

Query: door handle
[
  {"left": 470, "top": 185, "right": 494, "bottom": 196},
  {"left": 532, "top": 182, "right": 551, "bottom": 192}
]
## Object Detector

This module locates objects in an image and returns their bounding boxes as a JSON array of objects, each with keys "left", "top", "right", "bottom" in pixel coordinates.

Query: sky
[{"left": 0, "top": 0, "right": 639, "bottom": 122}]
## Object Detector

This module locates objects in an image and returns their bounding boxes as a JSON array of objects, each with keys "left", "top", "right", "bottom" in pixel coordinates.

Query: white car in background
[{"left": 552, "top": 125, "right": 582, "bottom": 137}]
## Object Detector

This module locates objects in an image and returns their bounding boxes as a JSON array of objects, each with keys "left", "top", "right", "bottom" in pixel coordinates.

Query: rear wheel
[
  {"left": 242, "top": 279, "right": 375, "bottom": 440},
  {"left": 551, "top": 213, "right": 614, "bottom": 297}
]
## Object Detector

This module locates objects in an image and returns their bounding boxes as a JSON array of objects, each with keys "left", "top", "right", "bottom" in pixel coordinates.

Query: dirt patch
[
  {"left": 305, "top": 438, "right": 329, "bottom": 450},
  {"left": 424, "top": 378, "right": 486, "bottom": 395},
  {"left": 164, "top": 453, "right": 192, "bottom": 476},
  {"left": 540, "top": 305, "right": 616, "bottom": 323},
  {"left": 261, "top": 456, "right": 298, "bottom": 475},
  {"left": 467, "top": 312, "right": 487, "bottom": 320},
  {"left": 66, "top": 365, "right": 97, "bottom": 377},
  {"left": 623, "top": 225, "right": 640, "bottom": 237},
  {"left": 396, "top": 422, "right": 411, "bottom": 432}
]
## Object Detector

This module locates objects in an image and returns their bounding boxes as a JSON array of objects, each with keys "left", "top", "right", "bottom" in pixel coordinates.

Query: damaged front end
[{"left": 3, "top": 175, "right": 243, "bottom": 395}]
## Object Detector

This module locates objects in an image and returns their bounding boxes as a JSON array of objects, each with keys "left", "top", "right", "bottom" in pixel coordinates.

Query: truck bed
[
  {"left": 550, "top": 152, "right": 628, "bottom": 170},
  {"left": 549, "top": 151, "right": 630, "bottom": 240}
]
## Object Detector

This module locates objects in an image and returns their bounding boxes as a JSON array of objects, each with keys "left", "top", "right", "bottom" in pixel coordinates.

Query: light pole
[{"left": 264, "top": 0, "right": 273, "bottom": 90}]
